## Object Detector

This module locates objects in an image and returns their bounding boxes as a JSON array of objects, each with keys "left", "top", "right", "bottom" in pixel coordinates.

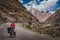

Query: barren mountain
[{"left": 0, "top": 0, "right": 40, "bottom": 27}]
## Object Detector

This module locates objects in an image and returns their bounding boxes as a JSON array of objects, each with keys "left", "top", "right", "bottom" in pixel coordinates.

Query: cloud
[
  {"left": 19, "top": 0, "right": 23, "bottom": 3},
  {"left": 23, "top": 0, "right": 58, "bottom": 11},
  {"left": 23, "top": 4, "right": 31, "bottom": 10},
  {"left": 39, "top": 0, "right": 58, "bottom": 11}
]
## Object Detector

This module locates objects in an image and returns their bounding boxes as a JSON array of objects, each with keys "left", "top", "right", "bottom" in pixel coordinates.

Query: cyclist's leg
[{"left": 12, "top": 28, "right": 16, "bottom": 37}]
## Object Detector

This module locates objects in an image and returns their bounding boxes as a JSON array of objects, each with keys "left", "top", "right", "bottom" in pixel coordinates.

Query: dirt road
[{"left": 0, "top": 23, "right": 59, "bottom": 40}]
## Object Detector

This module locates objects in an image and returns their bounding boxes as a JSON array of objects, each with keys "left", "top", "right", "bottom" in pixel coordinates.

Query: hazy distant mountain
[{"left": 29, "top": 8, "right": 51, "bottom": 22}]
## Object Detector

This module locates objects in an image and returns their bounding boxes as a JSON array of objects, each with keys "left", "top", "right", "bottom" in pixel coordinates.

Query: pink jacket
[{"left": 11, "top": 23, "right": 15, "bottom": 28}]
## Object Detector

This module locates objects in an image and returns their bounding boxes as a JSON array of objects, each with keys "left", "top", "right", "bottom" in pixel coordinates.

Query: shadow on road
[{"left": 0, "top": 36, "right": 11, "bottom": 38}]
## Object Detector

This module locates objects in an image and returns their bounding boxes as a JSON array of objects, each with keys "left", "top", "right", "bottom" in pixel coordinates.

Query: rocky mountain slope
[
  {"left": 40, "top": 9, "right": 60, "bottom": 37},
  {"left": 46, "top": 9, "right": 60, "bottom": 25},
  {"left": 0, "top": 0, "right": 40, "bottom": 27}
]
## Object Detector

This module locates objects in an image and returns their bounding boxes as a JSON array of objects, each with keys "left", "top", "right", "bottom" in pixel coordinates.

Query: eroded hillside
[{"left": 0, "top": 0, "right": 40, "bottom": 27}]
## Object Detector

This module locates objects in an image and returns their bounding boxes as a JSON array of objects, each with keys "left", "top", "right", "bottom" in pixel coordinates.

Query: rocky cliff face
[
  {"left": 41, "top": 9, "right": 60, "bottom": 37},
  {"left": 0, "top": 0, "right": 40, "bottom": 27}
]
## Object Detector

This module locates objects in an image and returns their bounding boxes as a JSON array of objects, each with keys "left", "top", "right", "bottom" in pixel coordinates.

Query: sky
[{"left": 20, "top": 0, "right": 60, "bottom": 12}]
